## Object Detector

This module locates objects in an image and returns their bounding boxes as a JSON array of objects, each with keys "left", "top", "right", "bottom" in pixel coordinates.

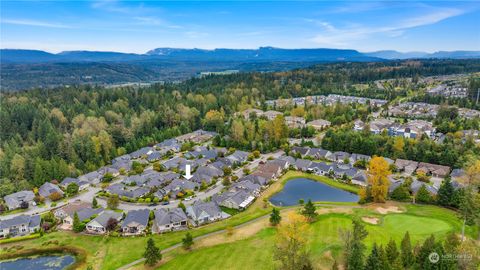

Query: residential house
[
  {"left": 450, "top": 169, "right": 466, "bottom": 183},
  {"left": 263, "top": 110, "right": 282, "bottom": 121},
  {"left": 4, "top": 190, "right": 35, "bottom": 210},
  {"left": 230, "top": 180, "right": 262, "bottom": 196},
  {"left": 350, "top": 154, "right": 371, "bottom": 165},
  {"left": 306, "top": 119, "right": 331, "bottom": 130},
  {"left": 0, "top": 215, "right": 40, "bottom": 238},
  {"left": 39, "top": 182, "right": 64, "bottom": 199},
  {"left": 285, "top": 116, "right": 306, "bottom": 128},
  {"left": 239, "top": 175, "right": 268, "bottom": 186},
  {"left": 309, "top": 162, "right": 332, "bottom": 175},
  {"left": 213, "top": 190, "right": 255, "bottom": 209},
  {"left": 295, "top": 159, "right": 313, "bottom": 172},
  {"left": 351, "top": 171, "right": 368, "bottom": 186},
  {"left": 54, "top": 201, "right": 90, "bottom": 220},
  {"left": 78, "top": 170, "right": 104, "bottom": 184},
  {"left": 152, "top": 208, "right": 188, "bottom": 233},
  {"left": 86, "top": 210, "right": 123, "bottom": 234},
  {"left": 395, "top": 159, "right": 419, "bottom": 175},
  {"left": 186, "top": 201, "right": 230, "bottom": 226},
  {"left": 60, "top": 177, "right": 89, "bottom": 190},
  {"left": 410, "top": 180, "right": 438, "bottom": 196},
  {"left": 290, "top": 146, "right": 310, "bottom": 157},
  {"left": 331, "top": 152, "right": 351, "bottom": 163},
  {"left": 226, "top": 150, "right": 250, "bottom": 165},
  {"left": 130, "top": 147, "right": 154, "bottom": 159},
  {"left": 416, "top": 163, "right": 451, "bottom": 178},
  {"left": 57, "top": 205, "right": 103, "bottom": 230},
  {"left": 240, "top": 108, "right": 264, "bottom": 119},
  {"left": 121, "top": 209, "right": 150, "bottom": 235}
]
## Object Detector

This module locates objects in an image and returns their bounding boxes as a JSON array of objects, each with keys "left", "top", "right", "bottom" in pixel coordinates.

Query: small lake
[
  {"left": 0, "top": 255, "right": 75, "bottom": 270},
  {"left": 269, "top": 178, "right": 359, "bottom": 206}
]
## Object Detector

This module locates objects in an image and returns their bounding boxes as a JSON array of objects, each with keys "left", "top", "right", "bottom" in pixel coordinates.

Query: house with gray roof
[
  {"left": 4, "top": 190, "right": 35, "bottom": 210},
  {"left": 186, "top": 201, "right": 230, "bottom": 226},
  {"left": 152, "top": 208, "right": 188, "bottom": 233},
  {"left": 331, "top": 163, "right": 358, "bottom": 179},
  {"left": 86, "top": 210, "right": 123, "bottom": 234},
  {"left": 130, "top": 147, "right": 154, "bottom": 159},
  {"left": 60, "top": 177, "right": 89, "bottom": 190},
  {"left": 155, "top": 139, "right": 181, "bottom": 152},
  {"left": 60, "top": 206, "right": 104, "bottom": 231},
  {"left": 226, "top": 150, "right": 250, "bottom": 165},
  {"left": 213, "top": 190, "right": 255, "bottom": 209},
  {"left": 121, "top": 209, "right": 150, "bottom": 235},
  {"left": 146, "top": 151, "right": 163, "bottom": 162},
  {"left": 351, "top": 171, "right": 368, "bottom": 186},
  {"left": 295, "top": 159, "right": 313, "bottom": 171},
  {"left": 291, "top": 146, "right": 310, "bottom": 157},
  {"left": 39, "top": 182, "right": 64, "bottom": 199},
  {"left": 230, "top": 180, "right": 261, "bottom": 196},
  {"left": 163, "top": 179, "right": 199, "bottom": 194},
  {"left": 331, "top": 152, "right": 351, "bottom": 163},
  {"left": 309, "top": 162, "right": 332, "bottom": 175},
  {"left": 410, "top": 180, "right": 438, "bottom": 195},
  {"left": 350, "top": 154, "right": 371, "bottom": 165},
  {"left": 240, "top": 175, "right": 268, "bottom": 186},
  {"left": 78, "top": 170, "right": 104, "bottom": 184},
  {"left": 0, "top": 215, "right": 40, "bottom": 238}
]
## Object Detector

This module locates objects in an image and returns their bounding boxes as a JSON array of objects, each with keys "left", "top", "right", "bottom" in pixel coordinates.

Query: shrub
[{"left": 49, "top": 192, "right": 63, "bottom": 201}]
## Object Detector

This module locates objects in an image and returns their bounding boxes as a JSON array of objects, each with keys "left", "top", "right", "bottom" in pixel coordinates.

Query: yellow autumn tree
[
  {"left": 464, "top": 160, "right": 480, "bottom": 187},
  {"left": 290, "top": 107, "right": 305, "bottom": 117},
  {"left": 274, "top": 212, "right": 312, "bottom": 270},
  {"left": 367, "top": 156, "right": 391, "bottom": 203}
]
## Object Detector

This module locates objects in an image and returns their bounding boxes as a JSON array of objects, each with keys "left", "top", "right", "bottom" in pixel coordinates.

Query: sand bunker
[
  {"left": 376, "top": 206, "right": 403, "bottom": 214},
  {"left": 362, "top": 217, "right": 379, "bottom": 224}
]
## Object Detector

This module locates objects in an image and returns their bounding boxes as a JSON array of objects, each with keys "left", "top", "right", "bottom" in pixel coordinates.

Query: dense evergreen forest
[{"left": 1, "top": 59, "right": 480, "bottom": 196}]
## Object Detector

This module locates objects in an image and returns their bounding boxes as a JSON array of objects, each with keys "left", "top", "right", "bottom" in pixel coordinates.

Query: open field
[{"left": 156, "top": 203, "right": 477, "bottom": 270}]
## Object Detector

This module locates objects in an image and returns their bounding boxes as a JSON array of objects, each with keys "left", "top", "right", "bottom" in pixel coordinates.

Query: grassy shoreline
[{"left": 0, "top": 246, "right": 87, "bottom": 270}]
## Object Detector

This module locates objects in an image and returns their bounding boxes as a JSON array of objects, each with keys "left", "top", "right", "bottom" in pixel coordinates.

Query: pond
[
  {"left": 0, "top": 255, "right": 75, "bottom": 270},
  {"left": 269, "top": 178, "right": 359, "bottom": 206}
]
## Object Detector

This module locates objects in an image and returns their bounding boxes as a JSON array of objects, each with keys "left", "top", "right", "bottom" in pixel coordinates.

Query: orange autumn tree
[{"left": 363, "top": 156, "right": 391, "bottom": 203}]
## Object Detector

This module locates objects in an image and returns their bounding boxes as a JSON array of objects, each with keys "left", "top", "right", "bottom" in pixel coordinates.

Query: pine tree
[
  {"left": 347, "top": 219, "right": 368, "bottom": 270},
  {"left": 416, "top": 234, "right": 436, "bottom": 269},
  {"left": 301, "top": 199, "right": 317, "bottom": 222},
  {"left": 144, "top": 238, "right": 161, "bottom": 266},
  {"left": 385, "top": 238, "right": 399, "bottom": 265},
  {"left": 364, "top": 243, "right": 381, "bottom": 270},
  {"left": 72, "top": 212, "right": 83, "bottom": 233},
  {"left": 269, "top": 208, "right": 281, "bottom": 226},
  {"left": 437, "top": 177, "right": 454, "bottom": 207},
  {"left": 415, "top": 185, "right": 432, "bottom": 204},
  {"left": 182, "top": 232, "right": 194, "bottom": 250},
  {"left": 401, "top": 232, "right": 414, "bottom": 268}
]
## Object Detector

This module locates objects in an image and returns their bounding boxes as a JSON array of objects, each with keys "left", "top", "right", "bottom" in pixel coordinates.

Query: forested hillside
[{"left": 1, "top": 59, "right": 479, "bottom": 196}]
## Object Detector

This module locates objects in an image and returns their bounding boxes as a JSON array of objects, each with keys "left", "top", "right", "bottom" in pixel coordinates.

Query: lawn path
[{"left": 116, "top": 203, "right": 358, "bottom": 270}]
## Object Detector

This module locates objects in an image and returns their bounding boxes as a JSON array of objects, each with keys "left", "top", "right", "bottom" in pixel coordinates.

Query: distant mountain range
[
  {"left": 1, "top": 47, "right": 479, "bottom": 91},
  {"left": 2, "top": 47, "right": 479, "bottom": 63},
  {"left": 1, "top": 47, "right": 382, "bottom": 63},
  {"left": 364, "top": 50, "right": 480, "bottom": 60}
]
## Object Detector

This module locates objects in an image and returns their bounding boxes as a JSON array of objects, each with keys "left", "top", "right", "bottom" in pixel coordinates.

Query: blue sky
[{"left": 1, "top": 1, "right": 479, "bottom": 53}]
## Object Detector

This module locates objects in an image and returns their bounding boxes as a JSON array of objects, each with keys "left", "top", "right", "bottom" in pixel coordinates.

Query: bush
[{"left": 49, "top": 192, "right": 63, "bottom": 201}]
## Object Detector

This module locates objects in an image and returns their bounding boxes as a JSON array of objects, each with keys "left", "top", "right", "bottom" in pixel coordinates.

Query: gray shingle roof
[
  {"left": 154, "top": 208, "right": 187, "bottom": 226},
  {"left": 121, "top": 209, "right": 150, "bottom": 228}
]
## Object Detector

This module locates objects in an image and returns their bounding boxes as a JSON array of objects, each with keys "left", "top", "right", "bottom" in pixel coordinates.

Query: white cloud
[
  {"left": 309, "top": 7, "right": 466, "bottom": 47},
  {"left": 2, "top": 18, "right": 71, "bottom": 29}
]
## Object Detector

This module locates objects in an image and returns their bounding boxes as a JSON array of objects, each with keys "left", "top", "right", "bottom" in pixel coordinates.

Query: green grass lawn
[{"left": 157, "top": 204, "right": 475, "bottom": 270}]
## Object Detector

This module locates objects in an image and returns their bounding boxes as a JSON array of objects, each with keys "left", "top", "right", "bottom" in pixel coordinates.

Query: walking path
[{"left": 116, "top": 202, "right": 356, "bottom": 270}]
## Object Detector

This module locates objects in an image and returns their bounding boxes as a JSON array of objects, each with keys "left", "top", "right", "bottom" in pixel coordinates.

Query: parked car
[{"left": 161, "top": 201, "right": 170, "bottom": 205}]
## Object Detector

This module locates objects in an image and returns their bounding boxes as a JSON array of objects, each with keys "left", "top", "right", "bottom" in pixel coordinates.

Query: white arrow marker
[{"left": 184, "top": 164, "right": 193, "bottom": 180}]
